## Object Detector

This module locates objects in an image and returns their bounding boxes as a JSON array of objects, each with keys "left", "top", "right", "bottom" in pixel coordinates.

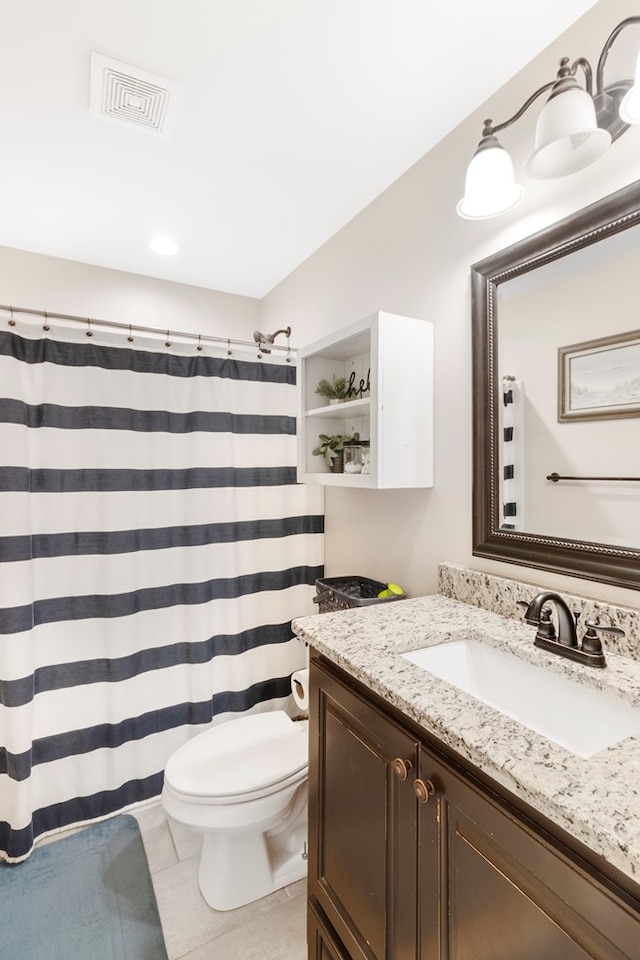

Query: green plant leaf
[{"left": 314, "top": 374, "right": 349, "bottom": 399}]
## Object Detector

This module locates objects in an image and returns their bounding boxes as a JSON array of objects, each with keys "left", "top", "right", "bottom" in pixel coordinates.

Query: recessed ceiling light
[{"left": 149, "top": 235, "right": 179, "bottom": 256}]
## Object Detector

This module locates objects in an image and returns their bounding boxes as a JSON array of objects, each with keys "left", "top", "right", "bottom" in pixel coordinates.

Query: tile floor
[{"left": 133, "top": 801, "right": 308, "bottom": 960}]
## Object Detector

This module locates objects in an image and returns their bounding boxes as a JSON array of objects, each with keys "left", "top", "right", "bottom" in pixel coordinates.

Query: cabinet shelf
[
  {"left": 304, "top": 471, "right": 376, "bottom": 488},
  {"left": 297, "top": 311, "right": 433, "bottom": 489},
  {"left": 305, "top": 398, "right": 371, "bottom": 419}
]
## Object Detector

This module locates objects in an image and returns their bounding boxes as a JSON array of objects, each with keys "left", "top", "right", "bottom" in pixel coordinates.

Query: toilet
[{"left": 161, "top": 710, "right": 309, "bottom": 911}]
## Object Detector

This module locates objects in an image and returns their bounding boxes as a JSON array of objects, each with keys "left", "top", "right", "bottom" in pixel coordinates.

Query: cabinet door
[
  {"left": 308, "top": 898, "right": 354, "bottom": 960},
  {"left": 309, "top": 661, "right": 419, "bottom": 960},
  {"left": 417, "top": 745, "right": 640, "bottom": 960}
]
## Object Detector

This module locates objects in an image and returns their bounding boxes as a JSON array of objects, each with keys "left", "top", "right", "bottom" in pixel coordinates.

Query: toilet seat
[{"left": 164, "top": 711, "right": 308, "bottom": 805}]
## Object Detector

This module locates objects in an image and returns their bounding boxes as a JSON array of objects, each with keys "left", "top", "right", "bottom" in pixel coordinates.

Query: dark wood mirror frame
[{"left": 471, "top": 178, "right": 640, "bottom": 592}]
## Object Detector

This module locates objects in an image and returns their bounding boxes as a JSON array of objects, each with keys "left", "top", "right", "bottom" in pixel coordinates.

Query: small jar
[
  {"left": 360, "top": 440, "right": 371, "bottom": 475},
  {"left": 343, "top": 440, "right": 363, "bottom": 474}
]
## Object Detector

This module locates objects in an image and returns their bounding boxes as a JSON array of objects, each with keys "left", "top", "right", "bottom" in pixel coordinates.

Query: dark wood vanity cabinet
[
  {"left": 308, "top": 656, "right": 640, "bottom": 960},
  {"left": 308, "top": 656, "right": 419, "bottom": 960},
  {"left": 418, "top": 743, "right": 640, "bottom": 960}
]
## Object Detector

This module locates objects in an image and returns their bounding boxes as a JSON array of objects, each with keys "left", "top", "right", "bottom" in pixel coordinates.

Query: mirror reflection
[
  {"left": 498, "top": 227, "right": 640, "bottom": 548},
  {"left": 471, "top": 178, "right": 640, "bottom": 590}
]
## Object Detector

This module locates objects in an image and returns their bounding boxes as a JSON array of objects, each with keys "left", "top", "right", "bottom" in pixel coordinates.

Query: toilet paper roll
[{"left": 291, "top": 668, "right": 309, "bottom": 712}]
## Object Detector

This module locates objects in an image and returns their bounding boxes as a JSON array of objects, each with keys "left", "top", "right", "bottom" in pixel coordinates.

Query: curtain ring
[
  {"left": 43, "top": 311, "right": 50, "bottom": 332},
  {"left": 165, "top": 330, "right": 172, "bottom": 347},
  {"left": 197, "top": 334, "right": 203, "bottom": 352},
  {"left": 86, "top": 318, "right": 93, "bottom": 337},
  {"left": 127, "top": 324, "right": 134, "bottom": 343},
  {"left": 227, "top": 338, "right": 232, "bottom": 356},
  {"left": 286, "top": 328, "right": 291, "bottom": 363},
  {"left": 8, "top": 306, "right": 16, "bottom": 327}
]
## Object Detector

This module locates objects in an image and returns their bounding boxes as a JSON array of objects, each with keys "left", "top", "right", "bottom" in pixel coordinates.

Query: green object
[
  {"left": 312, "top": 433, "right": 347, "bottom": 467},
  {"left": 378, "top": 583, "right": 404, "bottom": 599},
  {"left": 315, "top": 375, "right": 349, "bottom": 400}
]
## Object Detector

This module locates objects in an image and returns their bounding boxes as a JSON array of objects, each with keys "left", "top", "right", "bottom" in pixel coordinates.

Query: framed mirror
[{"left": 471, "top": 178, "right": 640, "bottom": 591}]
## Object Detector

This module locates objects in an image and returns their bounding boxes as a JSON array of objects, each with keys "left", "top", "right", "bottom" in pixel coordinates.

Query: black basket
[{"left": 313, "top": 576, "right": 405, "bottom": 614}]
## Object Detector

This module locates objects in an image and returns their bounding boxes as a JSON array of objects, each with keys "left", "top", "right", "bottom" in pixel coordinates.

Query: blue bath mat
[{"left": 0, "top": 814, "right": 168, "bottom": 960}]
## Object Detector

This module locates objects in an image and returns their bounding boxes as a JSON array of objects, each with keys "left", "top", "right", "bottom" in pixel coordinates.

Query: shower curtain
[
  {"left": 0, "top": 321, "right": 324, "bottom": 862},
  {"left": 501, "top": 377, "right": 525, "bottom": 531}
]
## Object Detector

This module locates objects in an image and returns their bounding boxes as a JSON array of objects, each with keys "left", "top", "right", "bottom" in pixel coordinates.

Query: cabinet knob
[
  {"left": 392, "top": 757, "right": 414, "bottom": 781},
  {"left": 414, "top": 778, "right": 435, "bottom": 803}
]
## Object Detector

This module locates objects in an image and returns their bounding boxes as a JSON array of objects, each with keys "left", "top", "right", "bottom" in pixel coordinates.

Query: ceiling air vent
[{"left": 90, "top": 52, "right": 179, "bottom": 136}]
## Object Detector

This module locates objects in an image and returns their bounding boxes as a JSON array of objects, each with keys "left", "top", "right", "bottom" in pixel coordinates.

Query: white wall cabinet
[{"left": 297, "top": 311, "right": 433, "bottom": 488}]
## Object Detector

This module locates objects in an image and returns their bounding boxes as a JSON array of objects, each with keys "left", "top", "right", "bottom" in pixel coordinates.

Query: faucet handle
[
  {"left": 583, "top": 619, "right": 625, "bottom": 638},
  {"left": 517, "top": 598, "right": 552, "bottom": 625},
  {"left": 580, "top": 619, "right": 625, "bottom": 655},
  {"left": 580, "top": 622, "right": 603, "bottom": 655},
  {"left": 517, "top": 597, "right": 540, "bottom": 616},
  {"left": 517, "top": 599, "right": 534, "bottom": 621}
]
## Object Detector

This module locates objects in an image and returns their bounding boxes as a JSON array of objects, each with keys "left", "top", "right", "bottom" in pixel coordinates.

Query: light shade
[
  {"left": 456, "top": 135, "right": 523, "bottom": 220},
  {"left": 619, "top": 50, "right": 640, "bottom": 123},
  {"left": 526, "top": 80, "right": 611, "bottom": 179}
]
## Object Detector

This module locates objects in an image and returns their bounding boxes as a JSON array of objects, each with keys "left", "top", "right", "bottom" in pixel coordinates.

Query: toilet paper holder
[{"left": 291, "top": 667, "right": 309, "bottom": 713}]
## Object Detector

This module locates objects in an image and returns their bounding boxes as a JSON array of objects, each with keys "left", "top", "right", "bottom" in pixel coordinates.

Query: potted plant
[
  {"left": 315, "top": 375, "right": 349, "bottom": 404},
  {"left": 312, "top": 433, "right": 347, "bottom": 472}
]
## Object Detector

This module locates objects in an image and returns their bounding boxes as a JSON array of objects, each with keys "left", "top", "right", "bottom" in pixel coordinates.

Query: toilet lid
[{"left": 164, "top": 711, "right": 308, "bottom": 799}]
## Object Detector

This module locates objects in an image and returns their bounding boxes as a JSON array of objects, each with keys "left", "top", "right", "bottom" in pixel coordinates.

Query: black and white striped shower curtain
[
  {"left": 501, "top": 377, "right": 525, "bottom": 531},
  {"left": 0, "top": 321, "right": 323, "bottom": 862}
]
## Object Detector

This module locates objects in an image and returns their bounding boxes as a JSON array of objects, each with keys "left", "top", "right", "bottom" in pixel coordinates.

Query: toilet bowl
[{"left": 161, "top": 710, "right": 308, "bottom": 911}]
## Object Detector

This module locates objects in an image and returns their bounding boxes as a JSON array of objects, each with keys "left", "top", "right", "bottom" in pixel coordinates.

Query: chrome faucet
[{"left": 521, "top": 591, "right": 624, "bottom": 669}]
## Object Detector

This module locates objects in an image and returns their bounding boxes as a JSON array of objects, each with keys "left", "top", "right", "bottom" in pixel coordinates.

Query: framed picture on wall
[{"left": 558, "top": 329, "right": 640, "bottom": 422}]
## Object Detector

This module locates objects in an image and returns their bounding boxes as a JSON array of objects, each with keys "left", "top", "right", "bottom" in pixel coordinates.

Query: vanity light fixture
[{"left": 457, "top": 16, "right": 640, "bottom": 220}]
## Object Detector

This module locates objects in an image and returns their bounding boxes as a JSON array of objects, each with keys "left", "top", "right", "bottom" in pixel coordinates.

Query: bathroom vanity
[{"left": 292, "top": 587, "right": 640, "bottom": 960}]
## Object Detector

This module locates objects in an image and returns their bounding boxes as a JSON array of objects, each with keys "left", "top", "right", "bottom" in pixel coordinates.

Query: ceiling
[{"left": 0, "top": 1, "right": 600, "bottom": 298}]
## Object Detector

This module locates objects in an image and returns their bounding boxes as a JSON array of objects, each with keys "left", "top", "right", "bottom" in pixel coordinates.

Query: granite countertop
[{"left": 292, "top": 594, "right": 640, "bottom": 887}]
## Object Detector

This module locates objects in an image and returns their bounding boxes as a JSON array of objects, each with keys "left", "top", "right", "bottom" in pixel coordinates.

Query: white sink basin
[{"left": 402, "top": 639, "right": 640, "bottom": 758}]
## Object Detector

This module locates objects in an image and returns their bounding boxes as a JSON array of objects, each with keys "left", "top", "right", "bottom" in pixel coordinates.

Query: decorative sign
[{"left": 347, "top": 367, "right": 370, "bottom": 400}]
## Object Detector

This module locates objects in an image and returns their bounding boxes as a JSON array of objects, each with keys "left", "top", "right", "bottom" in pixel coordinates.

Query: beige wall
[
  {"left": 260, "top": 0, "right": 640, "bottom": 608},
  {"left": 0, "top": 245, "right": 260, "bottom": 339}
]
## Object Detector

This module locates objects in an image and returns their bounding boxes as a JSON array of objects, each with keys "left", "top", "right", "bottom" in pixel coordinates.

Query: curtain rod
[{"left": 0, "top": 303, "right": 297, "bottom": 357}]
